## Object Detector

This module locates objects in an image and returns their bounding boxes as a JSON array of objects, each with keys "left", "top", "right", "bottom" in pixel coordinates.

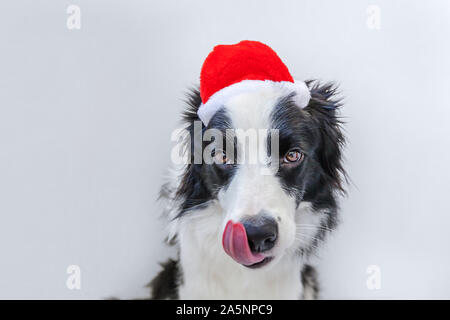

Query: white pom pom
[{"left": 289, "top": 80, "right": 311, "bottom": 109}]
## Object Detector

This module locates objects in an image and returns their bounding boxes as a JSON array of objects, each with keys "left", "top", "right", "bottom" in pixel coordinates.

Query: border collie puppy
[{"left": 149, "top": 41, "right": 346, "bottom": 300}]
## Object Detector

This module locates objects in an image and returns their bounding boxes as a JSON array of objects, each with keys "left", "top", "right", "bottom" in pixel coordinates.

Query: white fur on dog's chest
[
  {"left": 176, "top": 206, "right": 304, "bottom": 300},
  {"left": 179, "top": 256, "right": 304, "bottom": 299}
]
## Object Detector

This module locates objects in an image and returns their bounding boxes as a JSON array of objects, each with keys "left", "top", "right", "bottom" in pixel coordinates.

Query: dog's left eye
[
  {"left": 213, "top": 149, "right": 231, "bottom": 165},
  {"left": 283, "top": 149, "right": 304, "bottom": 164}
]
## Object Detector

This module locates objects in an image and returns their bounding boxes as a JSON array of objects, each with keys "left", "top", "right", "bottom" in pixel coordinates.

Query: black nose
[{"left": 242, "top": 214, "right": 278, "bottom": 253}]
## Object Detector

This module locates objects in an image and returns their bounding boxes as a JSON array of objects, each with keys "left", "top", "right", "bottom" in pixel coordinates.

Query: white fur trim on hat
[{"left": 197, "top": 80, "right": 310, "bottom": 126}]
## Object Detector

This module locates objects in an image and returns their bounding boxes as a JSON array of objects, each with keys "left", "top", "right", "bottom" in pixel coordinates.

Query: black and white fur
[{"left": 149, "top": 81, "right": 345, "bottom": 299}]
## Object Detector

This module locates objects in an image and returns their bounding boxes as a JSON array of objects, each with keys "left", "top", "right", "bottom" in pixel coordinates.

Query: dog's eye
[
  {"left": 213, "top": 150, "right": 230, "bottom": 165},
  {"left": 283, "top": 149, "right": 304, "bottom": 164}
]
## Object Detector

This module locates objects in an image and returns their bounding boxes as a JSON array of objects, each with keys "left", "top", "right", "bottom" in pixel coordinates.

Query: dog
[{"left": 149, "top": 41, "right": 346, "bottom": 300}]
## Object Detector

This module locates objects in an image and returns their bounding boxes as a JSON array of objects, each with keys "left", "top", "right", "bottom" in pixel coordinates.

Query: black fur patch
[
  {"left": 175, "top": 94, "right": 237, "bottom": 218},
  {"left": 148, "top": 259, "right": 181, "bottom": 300},
  {"left": 301, "top": 264, "right": 319, "bottom": 299},
  {"left": 272, "top": 82, "right": 346, "bottom": 203},
  {"left": 271, "top": 81, "right": 346, "bottom": 254}
]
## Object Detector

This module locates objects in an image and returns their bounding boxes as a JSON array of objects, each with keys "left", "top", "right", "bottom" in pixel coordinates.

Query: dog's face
[{"left": 177, "top": 82, "right": 344, "bottom": 269}]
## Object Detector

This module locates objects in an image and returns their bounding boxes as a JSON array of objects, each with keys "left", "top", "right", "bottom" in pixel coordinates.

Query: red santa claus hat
[{"left": 198, "top": 40, "right": 311, "bottom": 125}]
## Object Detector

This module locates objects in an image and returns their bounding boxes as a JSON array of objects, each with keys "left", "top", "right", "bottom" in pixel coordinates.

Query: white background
[{"left": 0, "top": 0, "right": 449, "bottom": 299}]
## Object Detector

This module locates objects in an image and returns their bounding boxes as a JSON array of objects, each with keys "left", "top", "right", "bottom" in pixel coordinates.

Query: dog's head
[{"left": 174, "top": 81, "right": 345, "bottom": 269}]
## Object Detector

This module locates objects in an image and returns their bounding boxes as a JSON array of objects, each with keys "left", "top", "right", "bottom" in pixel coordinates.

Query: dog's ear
[{"left": 304, "top": 81, "right": 347, "bottom": 194}]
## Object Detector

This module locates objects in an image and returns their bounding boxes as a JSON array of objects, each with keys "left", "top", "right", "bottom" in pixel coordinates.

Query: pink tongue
[{"left": 222, "top": 220, "right": 265, "bottom": 266}]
